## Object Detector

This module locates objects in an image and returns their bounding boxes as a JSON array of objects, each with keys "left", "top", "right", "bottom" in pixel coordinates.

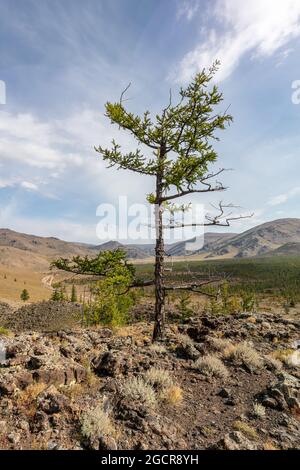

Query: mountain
[
  {"left": 205, "top": 218, "right": 300, "bottom": 258},
  {"left": 0, "top": 229, "right": 149, "bottom": 271},
  {"left": 92, "top": 241, "right": 149, "bottom": 259},
  {"left": 166, "top": 233, "right": 237, "bottom": 256},
  {"left": 0, "top": 228, "right": 94, "bottom": 258},
  {"left": 1, "top": 218, "right": 300, "bottom": 272},
  {"left": 266, "top": 242, "right": 300, "bottom": 257}
]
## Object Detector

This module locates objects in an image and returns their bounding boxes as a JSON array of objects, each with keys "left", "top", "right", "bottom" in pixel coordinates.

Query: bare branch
[
  {"left": 163, "top": 201, "right": 253, "bottom": 229},
  {"left": 161, "top": 168, "right": 230, "bottom": 202},
  {"left": 119, "top": 82, "right": 132, "bottom": 105}
]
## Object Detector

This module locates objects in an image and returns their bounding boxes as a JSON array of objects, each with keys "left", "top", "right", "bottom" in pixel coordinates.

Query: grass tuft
[{"left": 194, "top": 354, "right": 229, "bottom": 379}]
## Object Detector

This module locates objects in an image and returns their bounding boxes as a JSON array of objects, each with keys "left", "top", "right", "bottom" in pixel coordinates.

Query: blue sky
[{"left": 1, "top": 0, "right": 300, "bottom": 243}]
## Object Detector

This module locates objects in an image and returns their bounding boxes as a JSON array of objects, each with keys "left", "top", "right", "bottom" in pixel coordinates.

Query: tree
[
  {"left": 53, "top": 62, "right": 250, "bottom": 341},
  {"left": 51, "top": 289, "right": 61, "bottom": 301},
  {"left": 20, "top": 289, "right": 29, "bottom": 302},
  {"left": 71, "top": 284, "right": 77, "bottom": 302}
]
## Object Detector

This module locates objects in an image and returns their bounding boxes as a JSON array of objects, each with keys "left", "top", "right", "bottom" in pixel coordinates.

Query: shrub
[
  {"left": 0, "top": 326, "right": 11, "bottom": 336},
  {"left": 194, "top": 354, "right": 229, "bottom": 379},
  {"left": 207, "top": 336, "right": 232, "bottom": 352},
  {"left": 228, "top": 342, "right": 263, "bottom": 370},
  {"left": 144, "top": 367, "right": 173, "bottom": 390},
  {"left": 20, "top": 289, "right": 30, "bottom": 302},
  {"left": 177, "top": 292, "right": 194, "bottom": 321},
  {"left": 87, "top": 280, "right": 135, "bottom": 327},
  {"left": 233, "top": 420, "right": 258, "bottom": 439},
  {"left": 149, "top": 343, "right": 167, "bottom": 354},
  {"left": 121, "top": 376, "right": 156, "bottom": 409},
  {"left": 16, "top": 383, "right": 48, "bottom": 417},
  {"left": 177, "top": 334, "right": 195, "bottom": 348},
  {"left": 264, "top": 355, "right": 282, "bottom": 372},
  {"left": 160, "top": 385, "right": 183, "bottom": 406},
  {"left": 263, "top": 439, "right": 279, "bottom": 451},
  {"left": 81, "top": 404, "right": 114, "bottom": 441},
  {"left": 271, "top": 348, "right": 300, "bottom": 368},
  {"left": 284, "top": 350, "right": 300, "bottom": 368},
  {"left": 241, "top": 292, "right": 257, "bottom": 312},
  {"left": 252, "top": 402, "right": 266, "bottom": 418}
]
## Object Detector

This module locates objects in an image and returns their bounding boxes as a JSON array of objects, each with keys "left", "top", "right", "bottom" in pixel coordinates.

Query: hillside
[
  {"left": 0, "top": 228, "right": 95, "bottom": 259},
  {"left": 167, "top": 233, "right": 237, "bottom": 257},
  {"left": 266, "top": 242, "right": 300, "bottom": 257},
  {"left": 1, "top": 219, "right": 300, "bottom": 274},
  {"left": 204, "top": 218, "right": 300, "bottom": 259}
]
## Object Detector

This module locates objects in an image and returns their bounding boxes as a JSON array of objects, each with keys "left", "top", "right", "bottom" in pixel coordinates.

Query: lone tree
[
  {"left": 53, "top": 62, "right": 249, "bottom": 341},
  {"left": 20, "top": 289, "right": 29, "bottom": 302}
]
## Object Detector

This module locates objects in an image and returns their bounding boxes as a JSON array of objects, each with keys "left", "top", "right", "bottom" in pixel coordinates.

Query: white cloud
[
  {"left": 20, "top": 181, "right": 38, "bottom": 191},
  {"left": 175, "top": 0, "right": 300, "bottom": 82},
  {"left": 0, "top": 107, "right": 153, "bottom": 240},
  {"left": 177, "top": 0, "right": 199, "bottom": 21},
  {"left": 268, "top": 186, "right": 300, "bottom": 206}
]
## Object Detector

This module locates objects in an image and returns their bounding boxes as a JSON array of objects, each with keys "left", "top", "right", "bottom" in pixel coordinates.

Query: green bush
[{"left": 177, "top": 292, "right": 194, "bottom": 321}]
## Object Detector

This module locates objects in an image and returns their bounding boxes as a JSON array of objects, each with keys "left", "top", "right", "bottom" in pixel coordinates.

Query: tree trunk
[{"left": 153, "top": 152, "right": 165, "bottom": 341}]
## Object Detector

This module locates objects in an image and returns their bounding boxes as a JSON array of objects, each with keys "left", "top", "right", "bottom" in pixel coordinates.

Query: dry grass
[
  {"left": 61, "top": 383, "right": 87, "bottom": 400},
  {"left": 271, "top": 348, "right": 294, "bottom": 361},
  {"left": 0, "top": 268, "right": 50, "bottom": 303},
  {"left": 233, "top": 420, "right": 258, "bottom": 440},
  {"left": 121, "top": 376, "right": 157, "bottom": 409},
  {"left": 252, "top": 402, "right": 266, "bottom": 418},
  {"left": 16, "top": 382, "right": 48, "bottom": 417},
  {"left": 263, "top": 439, "right": 279, "bottom": 450},
  {"left": 81, "top": 404, "right": 114, "bottom": 441},
  {"left": 271, "top": 348, "right": 300, "bottom": 369},
  {"left": 290, "top": 405, "right": 300, "bottom": 421},
  {"left": 264, "top": 355, "right": 282, "bottom": 371},
  {"left": 227, "top": 342, "right": 263, "bottom": 370},
  {"left": 207, "top": 336, "right": 233, "bottom": 352},
  {"left": 194, "top": 354, "right": 229, "bottom": 379},
  {"left": 160, "top": 385, "right": 183, "bottom": 406},
  {"left": 283, "top": 351, "right": 300, "bottom": 368},
  {"left": 144, "top": 367, "right": 174, "bottom": 390},
  {"left": 177, "top": 334, "right": 195, "bottom": 347},
  {"left": 149, "top": 343, "right": 167, "bottom": 354},
  {"left": 246, "top": 316, "right": 257, "bottom": 324}
]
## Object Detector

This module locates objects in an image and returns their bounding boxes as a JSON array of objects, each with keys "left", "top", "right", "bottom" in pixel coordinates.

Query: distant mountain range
[{"left": 0, "top": 218, "right": 300, "bottom": 271}]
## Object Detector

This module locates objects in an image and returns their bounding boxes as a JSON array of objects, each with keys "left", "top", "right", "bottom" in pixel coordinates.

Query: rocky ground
[
  {"left": 0, "top": 301, "right": 82, "bottom": 332},
  {"left": 0, "top": 308, "right": 299, "bottom": 450}
]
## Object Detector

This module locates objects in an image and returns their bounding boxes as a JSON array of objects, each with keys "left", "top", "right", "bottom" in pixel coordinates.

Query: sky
[{"left": 0, "top": 0, "right": 300, "bottom": 244}]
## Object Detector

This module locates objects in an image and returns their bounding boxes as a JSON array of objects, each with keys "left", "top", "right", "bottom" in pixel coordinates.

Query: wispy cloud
[
  {"left": 174, "top": 0, "right": 300, "bottom": 82},
  {"left": 268, "top": 187, "right": 300, "bottom": 206},
  {"left": 20, "top": 181, "right": 38, "bottom": 191},
  {"left": 176, "top": 0, "right": 199, "bottom": 21}
]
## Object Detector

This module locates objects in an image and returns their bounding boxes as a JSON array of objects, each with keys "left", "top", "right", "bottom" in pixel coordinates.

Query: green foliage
[
  {"left": 241, "top": 292, "right": 257, "bottom": 312},
  {"left": 177, "top": 292, "right": 194, "bottom": 321},
  {"left": 70, "top": 284, "right": 77, "bottom": 303},
  {"left": 20, "top": 289, "right": 29, "bottom": 302},
  {"left": 95, "top": 61, "right": 232, "bottom": 196},
  {"left": 51, "top": 287, "right": 66, "bottom": 301},
  {"left": 135, "top": 256, "right": 300, "bottom": 304},
  {"left": 52, "top": 249, "right": 135, "bottom": 282},
  {"left": 0, "top": 326, "right": 11, "bottom": 336},
  {"left": 86, "top": 280, "right": 134, "bottom": 327},
  {"left": 51, "top": 289, "right": 61, "bottom": 301}
]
